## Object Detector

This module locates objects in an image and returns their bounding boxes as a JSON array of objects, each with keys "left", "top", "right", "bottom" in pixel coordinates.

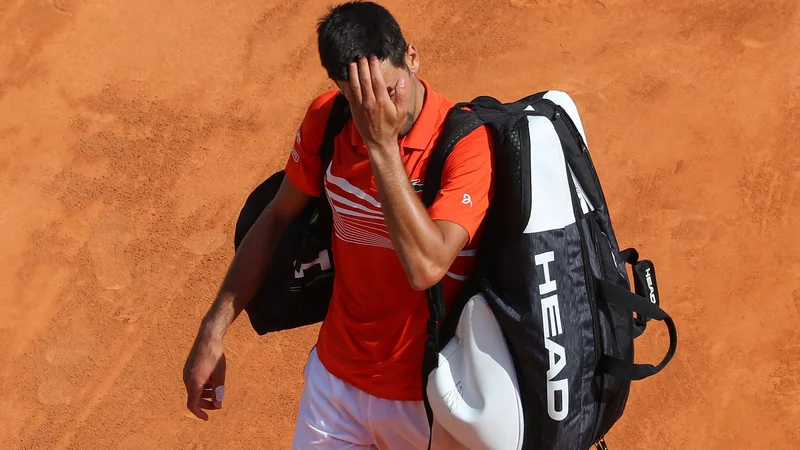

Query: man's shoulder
[
  {"left": 434, "top": 120, "right": 493, "bottom": 183},
  {"left": 433, "top": 97, "right": 492, "bottom": 151},
  {"left": 294, "top": 89, "right": 344, "bottom": 153},
  {"left": 301, "top": 90, "right": 341, "bottom": 127}
]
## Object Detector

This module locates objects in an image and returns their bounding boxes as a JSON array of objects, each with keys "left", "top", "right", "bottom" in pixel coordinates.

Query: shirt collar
[{"left": 400, "top": 77, "right": 442, "bottom": 151}]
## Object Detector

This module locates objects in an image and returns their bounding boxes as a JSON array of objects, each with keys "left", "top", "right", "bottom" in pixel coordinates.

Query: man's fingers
[
  {"left": 357, "top": 57, "right": 375, "bottom": 107},
  {"left": 347, "top": 62, "right": 362, "bottom": 105},
  {"left": 370, "top": 56, "right": 390, "bottom": 105},
  {"left": 188, "top": 404, "right": 209, "bottom": 421},
  {"left": 393, "top": 76, "right": 410, "bottom": 125},
  {"left": 186, "top": 386, "right": 210, "bottom": 421},
  {"left": 198, "top": 399, "right": 217, "bottom": 410},
  {"left": 185, "top": 375, "right": 207, "bottom": 417},
  {"left": 186, "top": 379, "right": 218, "bottom": 420},
  {"left": 211, "top": 354, "right": 226, "bottom": 409},
  {"left": 340, "top": 83, "right": 354, "bottom": 105}
]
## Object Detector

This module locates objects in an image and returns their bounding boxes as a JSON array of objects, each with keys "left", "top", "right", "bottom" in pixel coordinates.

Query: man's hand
[
  {"left": 341, "top": 56, "right": 410, "bottom": 151},
  {"left": 337, "top": 56, "right": 470, "bottom": 290},
  {"left": 180, "top": 177, "right": 312, "bottom": 420},
  {"left": 183, "top": 330, "right": 226, "bottom": 421}
]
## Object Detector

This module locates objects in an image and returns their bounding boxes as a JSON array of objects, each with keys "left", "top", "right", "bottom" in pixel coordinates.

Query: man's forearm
[
  {"left": 368, "top": 143, "right": 452, "bottom": 289},
  {"left": 201, "top": 211, "right": 285, "bottom": 340}
]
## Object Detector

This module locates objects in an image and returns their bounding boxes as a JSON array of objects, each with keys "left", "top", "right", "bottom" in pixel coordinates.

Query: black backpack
[
  {"left": 419, "top": 91, "right": 678, "bottom": 450},
  {"left": 232, "top": 94, "right": 449, "bottom": 336},
  {"left": 233, "top": 94, "right": 350, "bottom": 335}
]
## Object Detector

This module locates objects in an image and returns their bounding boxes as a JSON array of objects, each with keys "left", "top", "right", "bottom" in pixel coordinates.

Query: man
[{"left": 183, "top": 2, "right": 494, "bottom": 448}]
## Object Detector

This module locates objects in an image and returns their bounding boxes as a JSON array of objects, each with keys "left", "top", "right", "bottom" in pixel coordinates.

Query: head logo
[
  {"left": 291, "top": 146, "right": 300, "bottom": 163},
  {"left": 536, "top": 251, "right": 569, "bottom": 422},
  {"left": 645, "top": 267, "right": 656, "bottom": 304}
]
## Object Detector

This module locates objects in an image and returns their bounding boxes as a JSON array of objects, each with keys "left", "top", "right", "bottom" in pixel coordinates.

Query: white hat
[{"left": 426, "top": 292, "right": 524, "bottom": 450}]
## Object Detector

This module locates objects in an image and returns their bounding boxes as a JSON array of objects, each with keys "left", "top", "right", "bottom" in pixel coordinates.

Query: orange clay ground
[{"left": 1, "top": 0, "right": 799, "bottom": 448}]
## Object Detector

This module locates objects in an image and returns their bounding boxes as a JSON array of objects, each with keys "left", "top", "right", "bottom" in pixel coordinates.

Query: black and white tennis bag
[{"left": 421, "top": 91, "right": 678, "bottom": 450}]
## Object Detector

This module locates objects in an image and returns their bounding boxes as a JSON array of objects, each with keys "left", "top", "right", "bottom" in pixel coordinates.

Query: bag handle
[
  {"left": 595, "top": 277, "right": 678, "bottom": 381},
  {"left": 620, "top": 247, "right": 660, "bottom": 338}
]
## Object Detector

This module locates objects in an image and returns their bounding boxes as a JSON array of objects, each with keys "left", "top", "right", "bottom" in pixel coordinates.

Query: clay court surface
[{"left": 1, "top": 0, "right": 799, "bottom": 448}]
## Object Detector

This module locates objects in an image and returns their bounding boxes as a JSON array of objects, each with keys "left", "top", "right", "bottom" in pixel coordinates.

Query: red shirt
[{"left": 284, "top": 77, "right": 494, "bottom": 401}]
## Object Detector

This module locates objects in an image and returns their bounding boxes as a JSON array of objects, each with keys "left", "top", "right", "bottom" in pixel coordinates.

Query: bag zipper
[
  {"left": 555, "top": 105, "right": 607, "bottom": 206},
  {"left": 566, "top": 182, "right": 601, "bottom": 349},
  {"left": 554, "top": 107, "right": 604, "bottom": 445}
]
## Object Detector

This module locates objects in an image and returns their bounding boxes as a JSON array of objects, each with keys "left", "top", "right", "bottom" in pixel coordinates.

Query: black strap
[
  {"left": 293, "top": 94, "right": 350, "bottom": 273},
  {"left": 595, "top": 278, "right": 677, "bottom": 381},
  {"left": 620, "top": 248, "right": 639, "bottom": 265},
  {"left": 421, "top": 110, "right": 485, "bottom": 207},
  {"left": 419, "top": 106, "right": 486, "bottom": 450},
  {"left": 422, "top": 282, "right": 445, "bottom": 450},
  {"left": 319, "top": 93, "right": 351, "bottom": 170}
]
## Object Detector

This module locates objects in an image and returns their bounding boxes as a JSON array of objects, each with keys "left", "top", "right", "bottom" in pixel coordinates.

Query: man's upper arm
[
  {"left": 283, "top": 92, "right": 338, "bottom": 197},
  {"left": 427, "top": 125, "right": 494, "bottom": 245},
  {"left": 269, "top": 175, "right": 314, "bottom": 228}
]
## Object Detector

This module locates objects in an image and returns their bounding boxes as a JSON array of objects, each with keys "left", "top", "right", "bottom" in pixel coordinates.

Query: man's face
[{"left": 334, "top": 57, "right": 418, "bottom": 137}]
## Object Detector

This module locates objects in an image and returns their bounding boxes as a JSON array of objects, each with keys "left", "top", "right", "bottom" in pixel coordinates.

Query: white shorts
[{"left": 291, "top": 347, "right": 464, "bottom": 450}]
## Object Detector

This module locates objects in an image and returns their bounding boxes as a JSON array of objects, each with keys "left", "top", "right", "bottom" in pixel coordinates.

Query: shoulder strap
[
  {"left": 419, "top": 98, "right": 499, "bottom": 450},
  {"left": 421, "top": 96, "right": 528, "bottom": 209},
  {"left": 291, "top": 94, "right": 350, "bottom": 274},
  {"left": 421, "top": 104, "right": 487, "bottom": 207},
  {"left": 319, "top": 93, "right": 351, "bottom": 173},
  {"left": 420, "top": 95, "right": 546, "bottom": 448}
]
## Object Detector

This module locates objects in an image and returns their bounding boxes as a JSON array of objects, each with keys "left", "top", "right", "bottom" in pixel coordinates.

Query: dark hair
[{"left": 317, "top": 1, "right": 408, "bottom": 81}]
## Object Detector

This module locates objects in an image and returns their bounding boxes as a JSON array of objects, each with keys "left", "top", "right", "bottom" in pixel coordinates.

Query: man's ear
[{"left": 405, "top": 43, "right": 420, "bottom": 74}]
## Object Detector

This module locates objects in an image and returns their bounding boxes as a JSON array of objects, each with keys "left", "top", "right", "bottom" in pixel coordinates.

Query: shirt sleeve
[
  {"left": 284, "top": 92, "right": 338, "bottom": 197},
  {"left": 427, "top": 124, "right": 494, "bottom": 244}
]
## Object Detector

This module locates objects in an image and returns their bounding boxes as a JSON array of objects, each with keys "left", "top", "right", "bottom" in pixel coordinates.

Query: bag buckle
[{"left": 595, "top": 437, "right": 609, "bottom": 450}]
